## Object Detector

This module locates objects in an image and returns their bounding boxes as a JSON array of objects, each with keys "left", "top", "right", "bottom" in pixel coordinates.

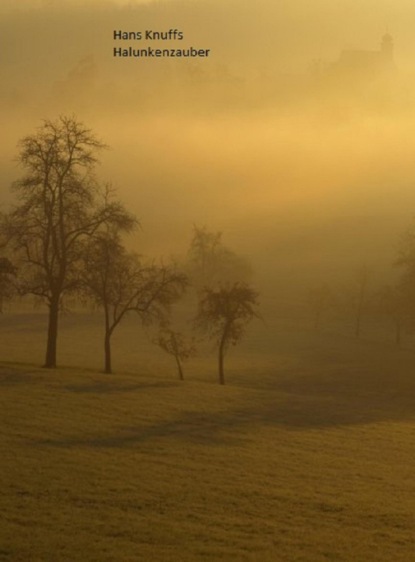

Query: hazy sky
[{"left": 2, "top": 0, "right": 415, "bottom": 285}]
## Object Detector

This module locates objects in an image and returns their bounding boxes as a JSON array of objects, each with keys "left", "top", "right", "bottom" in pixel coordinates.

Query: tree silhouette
[
  {"left": 393, "top": 227, "right": 415, "bottom": 343},
  {"left": 155, "top": 328, "right": 196, "bottom": 380},
  {"left": 195, "top": 282, "right": 259, "bottom": 385},
  {"left": 187, "top": 225, "right": 251, "bottom": 290},
  {"left": 375, "top": 281, "right": 412, "bottom": 346},
  {"left": 0, "top": 116, "right": 135, "bottom": 368},
  {"left": 83, "top": 231, "right": 187, "bottom": 374}
]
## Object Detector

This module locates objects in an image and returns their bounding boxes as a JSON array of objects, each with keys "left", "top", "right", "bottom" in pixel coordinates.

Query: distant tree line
[{"left": 305, "top": 248, "right": 415, "bottom": 346}]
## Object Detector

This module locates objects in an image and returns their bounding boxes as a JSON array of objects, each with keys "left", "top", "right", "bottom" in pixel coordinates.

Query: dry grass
[{"left": 1, "top": 310, "right": 415, "bottom": 560}]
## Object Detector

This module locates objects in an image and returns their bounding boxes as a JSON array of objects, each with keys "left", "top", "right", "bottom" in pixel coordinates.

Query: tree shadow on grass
[
  {"left": 0, "top": 369, "right": 35, "bottom": 386},
  {"left": 34, "top": 413, "right": 247, "bottom": 449},
  {"left": 11, "top": 330, "right": 415, "bottom": 448},
  {"left": 63, "top": 380, "right": 179, "bottom": 394},
  {"left": 258, "top": 391, "right": 415, "bottom": 429},
  {"left": 32, "top": 386, "right": 415, "bottom": 451},
  {"left": 0, "top": 365, "right": 179, "bottom": 393}
]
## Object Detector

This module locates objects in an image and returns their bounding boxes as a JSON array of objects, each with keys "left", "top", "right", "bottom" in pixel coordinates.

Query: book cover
[{"left": 1, "top": 1, "right": 415, "bottom": 560}]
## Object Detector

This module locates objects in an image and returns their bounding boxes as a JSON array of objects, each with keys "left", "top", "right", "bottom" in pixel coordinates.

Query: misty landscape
[{"left": 2, "top": 0, "right": 415, "bottom": 560}]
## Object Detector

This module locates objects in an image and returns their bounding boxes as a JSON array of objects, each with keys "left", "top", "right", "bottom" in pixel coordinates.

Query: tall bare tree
[
  {"left": 1, "top": 116, "right": 135, "bottom": 368},
  {"left": 195, "top": 282, "right": 259, "bottom": 385},
  {"left": 83, "top": 231, "right": 187, "bottom": 374}
]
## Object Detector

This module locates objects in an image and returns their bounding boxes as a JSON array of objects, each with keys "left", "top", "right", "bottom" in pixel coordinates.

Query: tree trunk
[
  {"left": 175, "top": 355, "right": 184, "bottom": 380},
  {"left": 104, "top": 329, "right": 112, "bottom": 374},
  {"left": 44, "top": 297, "right": 59, "bottom": 368},
  {"left": 103, "top": 306, "right": 113, "bottom": 374},
  {"left": 218, "top": 338, "right": 226, "bottom": 385}
]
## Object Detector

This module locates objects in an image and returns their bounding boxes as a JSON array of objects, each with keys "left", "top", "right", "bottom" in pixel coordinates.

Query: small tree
[
  {"left": 187, "top": 225, "right": 251, "bottom": 290},
  {"left": 195, "top": 282, "right": 259, "bottom": 385},
  {"left": 83, "top": 231, "right": 187, "bottom": 373},
  {"left": 375, "top": 281, "right": 412, "bottom": 346},
  {"left": 156, "top": 328, "right": 196, "bottom": 380}
]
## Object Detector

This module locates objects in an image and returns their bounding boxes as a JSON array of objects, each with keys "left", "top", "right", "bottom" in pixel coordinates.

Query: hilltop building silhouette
[{"left": 330, "top": 34, "right": 395, "bottom": 80}]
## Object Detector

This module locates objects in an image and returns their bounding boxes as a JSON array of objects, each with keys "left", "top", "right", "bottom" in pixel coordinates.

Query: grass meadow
[{"left": 1, "top": 307, "right": 415, "bottom": 561}]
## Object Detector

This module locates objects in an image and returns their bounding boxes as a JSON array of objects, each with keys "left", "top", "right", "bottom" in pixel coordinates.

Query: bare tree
[
  {"left": 195, "top": 282, "right": 259, "bottom": 385},
  {"left": 187, "top": 225, "right": 251, "bottom": 290},
  {"left": 83, "top": 232, "right": 187, "bottom": 374},
  {"left": 375, "top": 281, "right": 411, "bottom": 346},
  {"left": 155, "top": 328, "right": 196, "bottom": 380},
  {"left": 0, "top": 116, "right": 135, "bottom": 368},
  {"left": 392, "top": 228, "right": 415, "bottom": 343}
]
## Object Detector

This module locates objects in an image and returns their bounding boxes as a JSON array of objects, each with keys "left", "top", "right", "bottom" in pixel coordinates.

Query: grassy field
[{"left": 1, "top": 310, "right": 415, "bottom": 561}]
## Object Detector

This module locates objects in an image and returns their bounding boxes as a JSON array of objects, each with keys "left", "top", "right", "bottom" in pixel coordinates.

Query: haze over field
[
  {"left": 1, "top": 0, "right": 415, "bottom": 289},
  {"left": 4, "top": 4, "right": 415, "bottom": 561}
]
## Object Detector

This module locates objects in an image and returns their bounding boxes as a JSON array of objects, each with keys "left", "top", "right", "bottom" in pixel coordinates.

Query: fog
[
  {"left": 4, "top": 7, "right": 415, "bottom": 559},
  {"left": 2, "top": 0, "right": 415, "bottom": 295}
]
